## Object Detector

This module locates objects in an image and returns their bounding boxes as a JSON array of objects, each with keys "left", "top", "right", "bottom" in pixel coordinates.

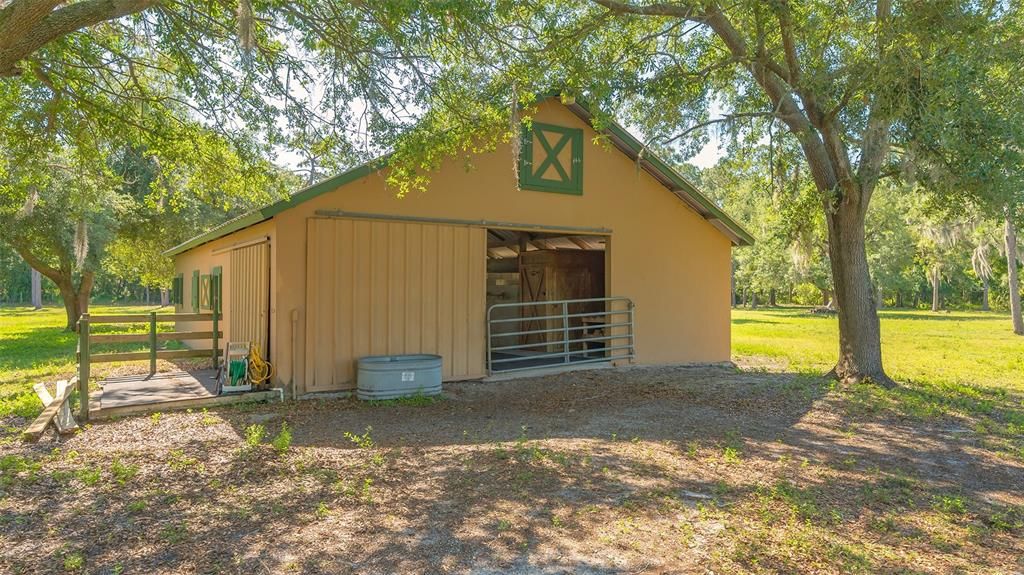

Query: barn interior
[{"left": 485, "top": 229, "right": 608, "bottom": 372}]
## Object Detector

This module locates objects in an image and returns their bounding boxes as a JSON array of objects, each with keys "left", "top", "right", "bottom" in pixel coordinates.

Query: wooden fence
[{"left": 76, "top": 312, "right": 221, "bottom": 421}]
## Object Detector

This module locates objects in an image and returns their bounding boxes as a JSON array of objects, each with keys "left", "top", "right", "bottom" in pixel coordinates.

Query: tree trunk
[
  {"left": 751, "top": 291, "right": 759, "bottom": 309},
  {"left": 160, "top": 288, "right": 169, "bottom": 307},
  {"left": 13, "top": 245, "right": 94, "bottom": 331},
  {"left": 30, "top": 267, "right": 42, "bottom": 309},
  {"left": 825, "top": 202, "right": 891, "bottom": 386},
  {"left": 79, "top": 271, "right": 93, "bottom": 319},
  {"left": 930, "top": 267, "right": 941, "bottom": 312},
  {"left": 768, "top": 288, "right": 777, "bottom": 307},
  {"left": 980, "top": 277, "right": 989, "bottom": 311},
  {"left": 730, "top": 261, "right": 736, "bottom": 308},
  {"left": 598, "top": 0, "right": 895, "bottom": 385},
  {"left": 821, "top": 288, "right": 829, "bottom": 307},
  {"left": 1006, "top": 210, "right": 1023, "bottom": 335},
  {"left": 56, "top": 280, "right": 81, "bottom": 332},
  {"left": 144, "top": 285, "right": 151, "bottom": 305},
  {"left": 53, "top": 273, "right": 93, "bottom": 332},
  {"left": 895, "top": 290, "right": 903, "bottom": 308}
]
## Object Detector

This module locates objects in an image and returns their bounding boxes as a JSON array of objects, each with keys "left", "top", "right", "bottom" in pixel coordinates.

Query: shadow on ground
[{"left": 2, "top": 365, "right": 1022, "bottom": 574}]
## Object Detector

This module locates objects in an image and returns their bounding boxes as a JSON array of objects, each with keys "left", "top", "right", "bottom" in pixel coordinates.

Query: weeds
[
  {"left": 985, "top": 505, "right": 1024, "bottom": 531},
  {"left": 159, "top": 522, "right": 189, "bottom": 545},
  {"left": 110, "top": 458, "right": 138, "bottom": 485},
  {"left": 62, "top": 550, "right": 84, "bottom": 571},
  {"left": 334, "top": 477, "right": 374, "bottom": 504},
  {"left": 344, "top": 426, "right": 375, "bottom": 449},
  {"left": 272, "top": 422, "right": 292, "bottom": 453},
  {"left": 245, "top": 424, "right": 266, "bottom": 447},
  {"left": 362, "top": 392, "right": 441, "bottom": 407},
  {"left": 200, "top": 408, "right": 217, "bottom": 426},
  {"left": 315, "top": 501, "right": 330, "bottom": 519},
  {"left": 167, "top": 449, "right": 203, "bottom": 473},
  {"left": 933, "top": 494, "right": 968, "bottom": 517},
  {"left": 76, "top": 467, "right": 101, "bottom": 486}
]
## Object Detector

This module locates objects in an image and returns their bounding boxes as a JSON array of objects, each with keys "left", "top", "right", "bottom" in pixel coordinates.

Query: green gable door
[{"left": 520, "top": 122, "right": 583, "bottom": 195}]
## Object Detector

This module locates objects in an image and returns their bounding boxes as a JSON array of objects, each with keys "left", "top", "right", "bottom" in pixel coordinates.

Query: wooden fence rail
[
  {"left": 77, "top": 311, "right": 220, "bottom": 422},
  {"left": 87, "top": 313, "right": 216, "bottom": 324}
]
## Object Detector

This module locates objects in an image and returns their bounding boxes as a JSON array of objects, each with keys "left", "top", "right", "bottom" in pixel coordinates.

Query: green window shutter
[
  {"left": 176, "top": 274, "right": 184, "bottom": 305},
  {"left": 191, "top": 270, "right": 200, "bottom": 312},
  {"left": 211, "top": 266, "right": 222, "bottom": 313},
  {"left": 519, "top": 122, "right": 583, "bottom": 195},
  {"left": 199, "top": 275, "right": 212, "bottom": 310}
]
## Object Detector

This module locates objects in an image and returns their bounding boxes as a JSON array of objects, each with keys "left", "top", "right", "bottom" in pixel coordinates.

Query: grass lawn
[
  {"left": 0, "top": 305, "right": 1022, "bottom": 573},
  {"left": 732, "top": 307, "right": 1024, "bottom": 392},
  {"left": 0, "top": 305, "right": 179, "bottom": 417}
]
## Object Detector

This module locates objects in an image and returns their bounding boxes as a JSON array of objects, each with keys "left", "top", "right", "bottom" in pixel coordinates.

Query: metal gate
[{"left": 486, "top": 296, "right": 635, "bottom": 374}]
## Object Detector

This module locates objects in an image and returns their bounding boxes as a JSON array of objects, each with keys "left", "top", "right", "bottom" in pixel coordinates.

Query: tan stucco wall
[
  {"left": 175, "top": 98, "right": 732, "bottom": 395},
  {"left": 172, "top": 220, "right": 276, "bottom": 353}
]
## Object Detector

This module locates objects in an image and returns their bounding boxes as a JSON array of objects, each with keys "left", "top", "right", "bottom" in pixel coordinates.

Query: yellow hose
[{"left": 247, "top": 344, "right": 274, "bottom": 387}]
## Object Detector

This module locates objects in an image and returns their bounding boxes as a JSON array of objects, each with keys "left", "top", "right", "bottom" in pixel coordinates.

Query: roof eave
[{"left": 163, "top": 158, "right": 388, "bottom": 257}]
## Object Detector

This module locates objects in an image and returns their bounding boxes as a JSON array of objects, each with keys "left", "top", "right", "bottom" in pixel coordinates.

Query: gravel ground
[{"left": 2, "top": 364, "right": 1022, "bottom": 574}]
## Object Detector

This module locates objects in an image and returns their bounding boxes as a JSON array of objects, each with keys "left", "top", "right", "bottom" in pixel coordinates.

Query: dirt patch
[{"left": 2, "top": 365, "right": 1022, "bottom": 574}]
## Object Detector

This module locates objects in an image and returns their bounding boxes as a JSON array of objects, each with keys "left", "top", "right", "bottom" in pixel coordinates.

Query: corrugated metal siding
[
  {"left": 229, "top": 242, "right": 270, "bottom": 356},
  {"left": 305, "top": 217, "right": 486, "bottom": 391}
]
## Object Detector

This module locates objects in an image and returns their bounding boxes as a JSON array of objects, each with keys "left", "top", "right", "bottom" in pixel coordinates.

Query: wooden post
[
  {"left": 211, "top": 309, "right": 219, "bottom": 370},
  {"left": 78, "top": 313, "right": 90, "bottom": 422},
  {"left": 149, "top": 311, "right": 157, "bottom": 375}
]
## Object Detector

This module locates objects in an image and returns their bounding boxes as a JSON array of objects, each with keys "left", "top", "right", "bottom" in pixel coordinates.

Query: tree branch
[
  {"left": 591, "top": 0, "right": 700, "bottom": 19},
  {"left": 0, "top": 0, "right": 159, "bottom": 77},
  {"left": 657, "top": 110, "right": 776, "bottom": 147},
  {"left": 0, "top": 0, "right": 64, "bottom": 50},
  {"left": 590, "top": 0, "right": 844, "bottom": 198},
  {"left": 774, "top": 1, "right": 800, "bottom": 87},
  {"left": 855, "top": 0, "right": 893, "bottom": 209},
  {"left": 10, "top": 241, "right": 66, "bottom": 286}
]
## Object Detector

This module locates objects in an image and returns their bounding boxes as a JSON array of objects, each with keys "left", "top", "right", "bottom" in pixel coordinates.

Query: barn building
[{"left": 166, "top": 96, "right": 753, "bottom": 397}]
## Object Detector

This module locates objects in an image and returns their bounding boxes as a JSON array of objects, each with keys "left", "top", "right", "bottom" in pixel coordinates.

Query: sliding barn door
[
  {"left": 305, "top": 217, "right": 486, "bottom": 392},
  {"left": 229, "top": 241, "right": 271, "bottom": 357}
]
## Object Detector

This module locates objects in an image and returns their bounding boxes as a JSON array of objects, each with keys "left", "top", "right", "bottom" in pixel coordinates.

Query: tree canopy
[{"left": 2, "top": 0, "right": 1022, "bottom": 374}]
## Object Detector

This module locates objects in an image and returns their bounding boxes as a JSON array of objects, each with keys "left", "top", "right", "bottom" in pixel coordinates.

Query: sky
[{"left": 687, "top": 132, "right": 726, "bottom": 170}]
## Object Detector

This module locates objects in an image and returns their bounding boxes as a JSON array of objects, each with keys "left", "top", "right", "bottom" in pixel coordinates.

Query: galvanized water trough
[{"left": 356, "top": 354, "right": 443, "bottom": 400}]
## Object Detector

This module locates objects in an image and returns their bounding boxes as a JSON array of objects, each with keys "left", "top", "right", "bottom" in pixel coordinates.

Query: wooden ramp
[
  {"left": 93, "top": 369, "right": 278, "bottom": 419},
  {"left": 99, "top": 369, "right": 219, "bottom": 408}
]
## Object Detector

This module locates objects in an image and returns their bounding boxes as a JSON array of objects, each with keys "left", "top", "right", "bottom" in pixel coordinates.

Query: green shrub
[
  {"left": 792, "top": 282, "right": 826, "bottom": 306},
  {"left": 244, "top": 424, "right": 266, "bottom": 447},
  {"left": 272, "top": 422, "right": 292, "bottom": 453}
]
